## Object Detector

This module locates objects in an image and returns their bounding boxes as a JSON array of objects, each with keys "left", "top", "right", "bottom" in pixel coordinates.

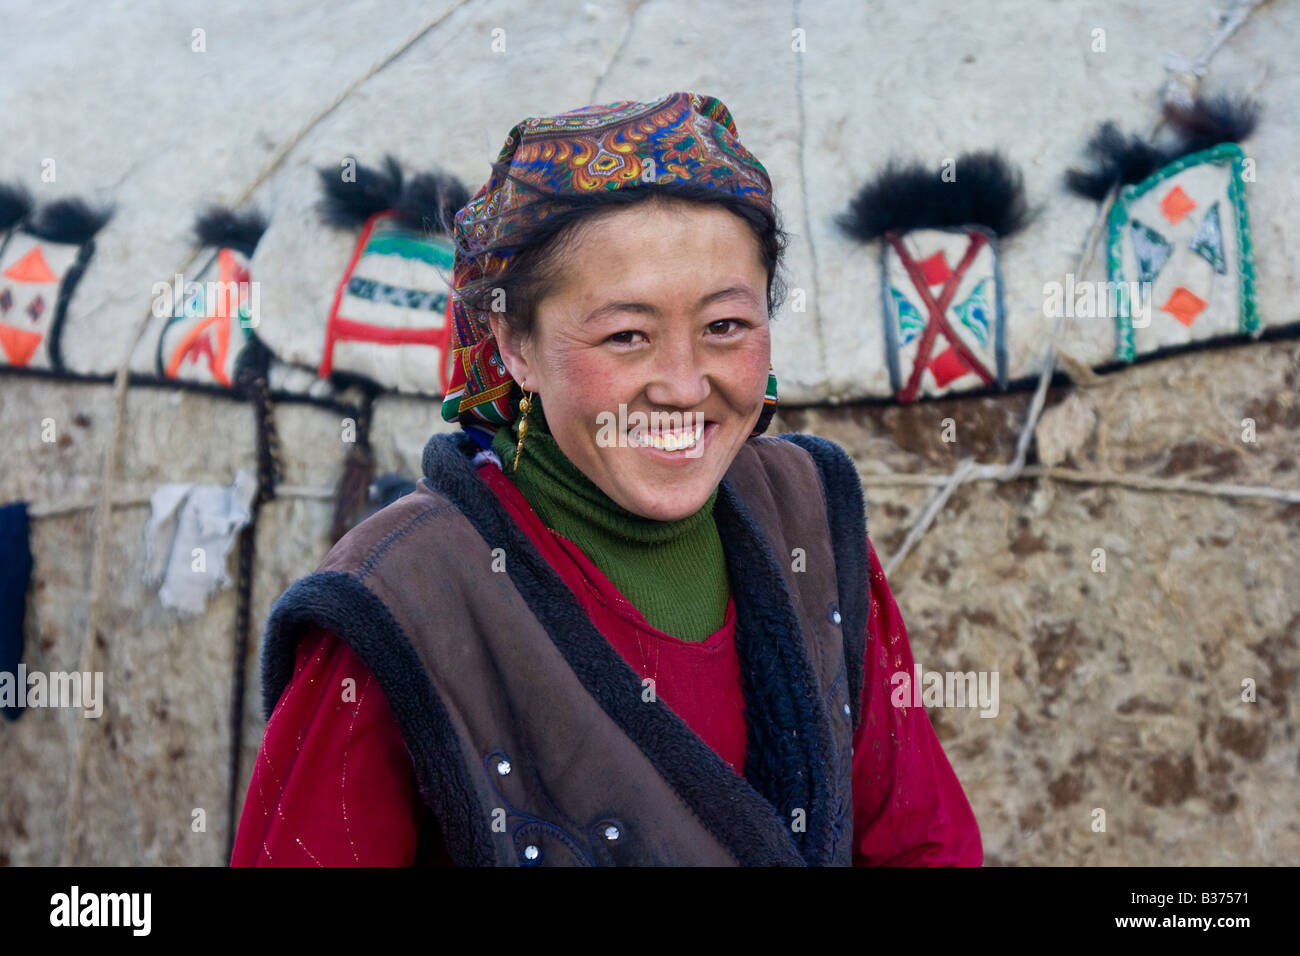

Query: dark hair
[{"left": 456, "top": 181, "right": 789, "bottom": 340}]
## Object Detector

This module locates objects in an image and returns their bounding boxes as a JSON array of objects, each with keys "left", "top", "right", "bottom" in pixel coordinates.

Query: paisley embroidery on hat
[{"left": 442, "top": 92, "right": 775, "bottom": 429}]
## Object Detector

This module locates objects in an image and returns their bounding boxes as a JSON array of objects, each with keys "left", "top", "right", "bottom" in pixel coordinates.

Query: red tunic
[{"left": 232, "top": 459, "right": 982, "bottom": 866}]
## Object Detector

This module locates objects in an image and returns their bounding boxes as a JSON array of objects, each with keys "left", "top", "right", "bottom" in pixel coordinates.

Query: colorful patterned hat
[{"left": 440, "top": 91, "right": 779, "bottom": 433}]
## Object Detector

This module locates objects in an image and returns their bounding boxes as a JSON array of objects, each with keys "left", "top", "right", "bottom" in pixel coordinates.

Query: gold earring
[{"left": 513, "top": 391, "right": 534, "bottom": 472}]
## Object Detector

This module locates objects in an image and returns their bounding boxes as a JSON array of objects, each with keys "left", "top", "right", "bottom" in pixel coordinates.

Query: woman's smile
[{"left": 625, "top": 418, "right": 717, "bottom": 461}]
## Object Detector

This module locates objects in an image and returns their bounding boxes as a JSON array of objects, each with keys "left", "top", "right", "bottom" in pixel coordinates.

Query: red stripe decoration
[{"left": 319, "top": 210, "right": 452, "bottom": 393}]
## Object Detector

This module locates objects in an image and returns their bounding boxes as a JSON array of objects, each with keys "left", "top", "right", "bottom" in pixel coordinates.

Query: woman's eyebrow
[{"left": 581, "top": 286, "right": 761, "bottom": 324}]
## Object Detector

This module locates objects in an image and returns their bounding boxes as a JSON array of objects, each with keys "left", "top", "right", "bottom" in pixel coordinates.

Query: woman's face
[{"left": 491, "top": 199, "right": 772, "bottom": 521}]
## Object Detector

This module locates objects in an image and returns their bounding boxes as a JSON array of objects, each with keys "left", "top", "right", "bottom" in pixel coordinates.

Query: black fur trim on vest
[
  {"left": 714, "top": 479, "right": 839, "bottom": 864},
  {"left": 420, "top": 432, "right": 811, "bottom": 866},
  {"left": 261, "top": 568, "right": 496, "bottom": 866},
  {"left": 781, "top": 434, "right": 870, "bottom": 730}
]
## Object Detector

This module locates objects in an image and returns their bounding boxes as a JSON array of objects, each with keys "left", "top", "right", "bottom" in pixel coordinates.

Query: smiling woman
[
  {"left": 488, "top": 198, "right": 773, "bottom": 522},
  {"left": 232, "top": 91, "right": 983, "bottom": 867}
]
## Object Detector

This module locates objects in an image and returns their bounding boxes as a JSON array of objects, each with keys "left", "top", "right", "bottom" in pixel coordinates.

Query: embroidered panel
[
  {"left": 1106, "top": 143, "right": 1256, "bottom": 362},
  {"left": 154, "top": 247, "right": 255, "bottom": 387},
  {"left": 319, "top": 211, "right": 455, "bottom": 395},
  {"left": 0, "top": 230, "right": 85, "bottom": 370},
  {"left": 880, "top": 226, "right": 1007, "bottom": 402}
]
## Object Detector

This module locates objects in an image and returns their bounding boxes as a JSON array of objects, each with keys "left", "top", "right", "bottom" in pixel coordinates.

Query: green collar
[{"left": 492, "top": 400, "right": 729, "bottom": 641}]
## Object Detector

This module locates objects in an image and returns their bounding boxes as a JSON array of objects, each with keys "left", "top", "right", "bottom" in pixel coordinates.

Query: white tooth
[{"left": 633, "top": 424, "right": 704, "bottom": 452}]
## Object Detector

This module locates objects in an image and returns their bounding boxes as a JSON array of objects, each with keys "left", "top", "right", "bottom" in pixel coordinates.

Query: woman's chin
[
  {"left": 624, "top": 494, "right": 711, "bottom": 522},
  {"left": 611, "top": 470, "right": 716, "bottom": 521}
]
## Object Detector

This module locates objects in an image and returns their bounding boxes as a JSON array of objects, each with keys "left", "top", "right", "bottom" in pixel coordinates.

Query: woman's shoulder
[
  {"left": 730, "top": 432, "right": 862, "bottom": 502},
  {"left": 318, "top": 430, "right": 488, "bottom": 574},
  {"left": 753, "top": 431, "right": 856, "bottom": 473},
  {"left": 730, "top": 432, "right": 870, "bottom": 581},
  {"left": 315, "top": 480, "right": 461, "bottom": 574}
]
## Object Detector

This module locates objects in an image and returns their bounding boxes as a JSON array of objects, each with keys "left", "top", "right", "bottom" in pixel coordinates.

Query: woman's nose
[{"left": 644, "top": 339, "right": 710, "bottom": 409}]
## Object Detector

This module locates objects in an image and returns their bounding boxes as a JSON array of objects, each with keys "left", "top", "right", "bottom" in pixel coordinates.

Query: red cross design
[{"left": 886, "top": 230, "right": 996, "bottom": 403}]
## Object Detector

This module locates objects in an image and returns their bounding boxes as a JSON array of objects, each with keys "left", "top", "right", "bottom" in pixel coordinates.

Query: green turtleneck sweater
[{"left": 492, "top": 400, "right": 729, "bottom": 642}]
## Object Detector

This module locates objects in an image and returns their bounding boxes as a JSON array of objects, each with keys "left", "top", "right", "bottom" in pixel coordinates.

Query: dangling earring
[
  {"left": 513, "top": 391, "right": 534, "bottom": 472},
  {"left": 751, "top": 365, "right": 778, "bottom": 436}
]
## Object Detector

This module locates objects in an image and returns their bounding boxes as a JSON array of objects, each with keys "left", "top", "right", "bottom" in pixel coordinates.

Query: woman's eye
[
  {"left": 707, "top": 319, "right": 746, "bottom": 335},
  {"left": 606, "top": 330, "right": 644, "bottom": 345}
]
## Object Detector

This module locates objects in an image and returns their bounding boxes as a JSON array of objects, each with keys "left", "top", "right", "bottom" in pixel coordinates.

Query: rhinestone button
[
  {"left": 829, "top": 605, "right": 842, "bottom": 626},
  {"left": 496, "top": 759, "right": 511, "bottom": 776},
  {"left": 843, "top": 703, "right": 851, "bottom": 716},
  {"left": 603, "top": 825, "right": 621, "bottom": 842},
  {"left": 523, "top": 844, "right": 540, "bottom": 862}
]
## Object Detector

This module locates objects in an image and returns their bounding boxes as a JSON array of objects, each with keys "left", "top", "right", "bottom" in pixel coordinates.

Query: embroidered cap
[{"left": 440, "top": 91, "right": 779, "bottom": 434}]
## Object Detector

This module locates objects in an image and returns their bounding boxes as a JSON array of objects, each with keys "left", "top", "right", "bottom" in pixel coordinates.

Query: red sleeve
[
  {"left": 230, "top": 626, "right": 427, "bottom": 866},
  {"left": 851, "top": 539, "right": 984, "bottom": 866}
]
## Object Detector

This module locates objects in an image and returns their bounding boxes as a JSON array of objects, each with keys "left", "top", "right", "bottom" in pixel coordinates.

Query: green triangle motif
[
  {"left": 952, "top": 277, "right": 992, "bottom": 348},
  {"left": 890, "top": 286, "right": 926, "bottom": 346},
  {"left": 1188, "top": 201, "right": 1227, "bottom": 275},
  {"left": 1130, "top": 219, "right": 1173, "bottom": 283}
]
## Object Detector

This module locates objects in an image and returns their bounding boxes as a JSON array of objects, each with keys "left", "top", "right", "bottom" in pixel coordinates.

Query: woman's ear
[{"left": 487, "top": 313, "right": 536, "bottom": 390}]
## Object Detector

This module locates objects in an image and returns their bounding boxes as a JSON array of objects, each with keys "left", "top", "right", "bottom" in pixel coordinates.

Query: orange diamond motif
[
  {"left": 1160, "top": 185, "right": 1197, "bottom": 225},
  {"left": 1161, "top": 286, "right": 1207, "bottom": 326}
]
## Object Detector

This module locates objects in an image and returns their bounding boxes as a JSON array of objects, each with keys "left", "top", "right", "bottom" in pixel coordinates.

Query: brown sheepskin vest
[{"left": 261, "top": 431, "right": 869, "bottom": 866}]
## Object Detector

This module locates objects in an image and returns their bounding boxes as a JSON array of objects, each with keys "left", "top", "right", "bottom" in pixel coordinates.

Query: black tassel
[
  {"left": 25, "top": 197, "right": 114, "bottom": 244},
  {"left": 393, "top": 169, "right": 471, "bottom": 239},
  {"left": 1163, "top": 92, "right": 1260, "bottom": 155},
  {"left": 330, "top": 444, "right": 376, "bottom": 543},
  {"left": 0, "top": 183, "right": 34, "bottom": 232},
  {"left": 194, "top": 206, "right": 268, "bottom": 258},
  {"left": 317, "top": 153, "right": 403, "bottom": 229},
  {"left": 329, "top": 390, "right": 377, "bottom": 543},
  {"left": 1067, "top": 93, "right": 1260, "bottom": 200},
  {"left": 1065, "top": 121, "right": 1175, "bottom": 200},
  {"left": 837, "top": 151, "right": 1030, "bottom": 242}
]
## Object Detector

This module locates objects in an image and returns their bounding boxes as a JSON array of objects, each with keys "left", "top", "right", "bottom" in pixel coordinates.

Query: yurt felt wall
[{"left": 1, "top": 0, "right": 1297, "bottom": 865}]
